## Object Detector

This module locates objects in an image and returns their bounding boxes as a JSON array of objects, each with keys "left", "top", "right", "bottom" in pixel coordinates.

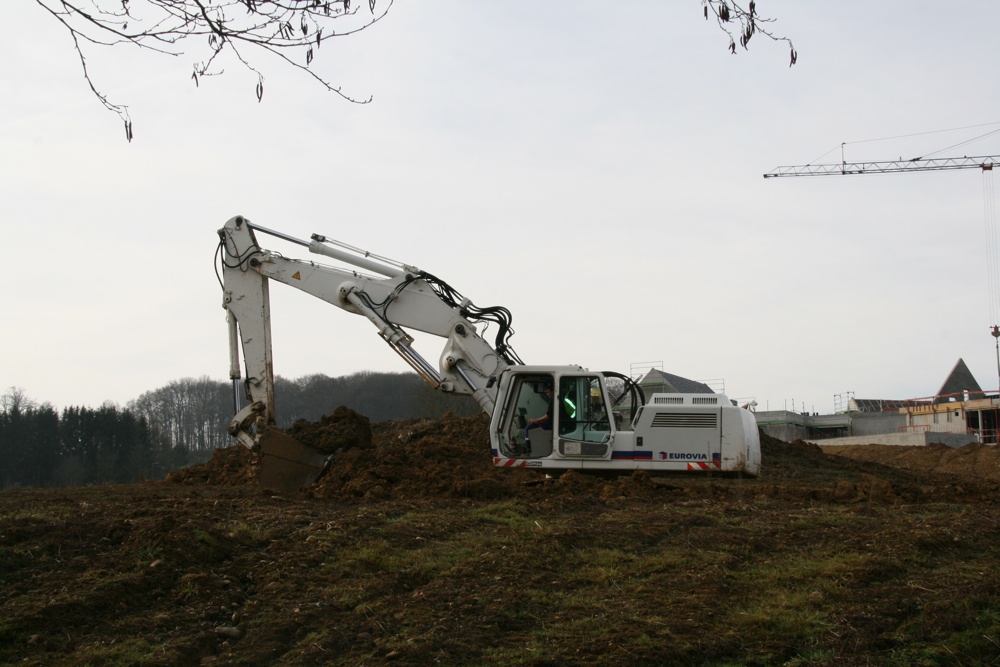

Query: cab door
[
  {"left": 494, "top": 373, "right": 556, "bottom": 459},
  {"left": 554, "top": 375, "right": 614, "bottom": 459}
]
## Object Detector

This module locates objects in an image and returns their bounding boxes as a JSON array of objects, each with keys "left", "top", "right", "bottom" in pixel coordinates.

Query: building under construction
[
  {"left": 762, "top": 144, "right": 1000, "bottom": 448},
  {"left": 753, "top": 359, "right": 998, "bottom": 447}
]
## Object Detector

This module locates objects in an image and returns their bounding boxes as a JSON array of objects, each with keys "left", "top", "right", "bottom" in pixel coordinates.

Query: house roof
[
  {"left": 934, "top": 358, "right": 984, "bottom": 403},
  {"left": 850, "top": 398, "right": 925, "bottom": 413},
  {"left": 851, "top": 358, "right": 987, "bottom": 411},
  {"left": 637, "top": 369, "right": 714, "bottom": 394}
]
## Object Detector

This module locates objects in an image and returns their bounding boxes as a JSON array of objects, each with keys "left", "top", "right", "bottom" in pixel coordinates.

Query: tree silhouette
[{"left": 0, "top": 371, "right": 483, "bottom": 488}]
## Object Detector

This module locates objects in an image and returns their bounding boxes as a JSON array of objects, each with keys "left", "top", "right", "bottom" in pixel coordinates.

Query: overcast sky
[{"left": 3, "top": 1, "right": 1000, "bottom": 415}]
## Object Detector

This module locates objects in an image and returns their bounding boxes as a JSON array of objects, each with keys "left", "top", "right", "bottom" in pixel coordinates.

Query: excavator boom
[{"left": 218, "top": 215, "right": 516, "bottom": 490}]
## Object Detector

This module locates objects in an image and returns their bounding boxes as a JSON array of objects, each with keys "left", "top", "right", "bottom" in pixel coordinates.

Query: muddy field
[{"left": 2, "top": 409, "right": 1000, "bottom": 666}]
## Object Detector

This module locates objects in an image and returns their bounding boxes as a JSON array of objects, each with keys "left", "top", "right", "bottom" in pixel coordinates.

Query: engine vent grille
[
  {"left": 651, "top": 413, "right": 718, "bottom": 429},
  {"left": 653, "top": 396, "right": 684, "bottom": 405},
  {"left": 692, "top": 397, "right": 720, "bottom": 405}
]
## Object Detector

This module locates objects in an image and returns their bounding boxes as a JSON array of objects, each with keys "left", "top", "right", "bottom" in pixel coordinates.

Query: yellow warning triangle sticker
[{"left": 292, "top": 272, "right": 301, "bottom": 280}]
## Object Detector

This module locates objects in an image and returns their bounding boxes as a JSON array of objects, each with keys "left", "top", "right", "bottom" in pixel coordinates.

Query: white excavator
[{"left": 217, "top": 215, "right": 761, "bottom": 492}]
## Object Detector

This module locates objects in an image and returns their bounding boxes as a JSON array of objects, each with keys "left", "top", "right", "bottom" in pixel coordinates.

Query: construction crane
[
  {"left": 763, "top": 143, "right": 1000, "bottom": 399},
  {"left": 763, "top": 154, "right": 999, "bottom": 178}
]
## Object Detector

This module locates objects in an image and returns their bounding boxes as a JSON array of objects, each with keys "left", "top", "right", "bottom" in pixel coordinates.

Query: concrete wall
[
  {"left": 808, "top": 431, "right": 978, "bottom": 448},
  {"left": 755, "top": 396, "right": 995, "bottom": 447},
  {"left": 754, "top": 410, "right": 965, "bottom": 446},
  {"left": 850, "top": 412, "right": 907, "bottom": 436},
  {"left": 906, "top": 411, "right": 968, "bottom": 434},
  {"left": 753, "top": 410, "right": 810, "bottom": 442}
]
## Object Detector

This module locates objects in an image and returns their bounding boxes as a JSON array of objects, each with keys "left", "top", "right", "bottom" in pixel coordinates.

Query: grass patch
[{"left": 470, "top": 501, "right": 536, "bottom": 529}]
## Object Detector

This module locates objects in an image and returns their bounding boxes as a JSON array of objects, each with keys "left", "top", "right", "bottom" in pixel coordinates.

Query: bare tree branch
[
  {"left": 34, "top": 0, "right": 393, "bottom": 140},
  {"left": 34, "top": 1, "right": 795, "bottom": 141},
  {"left": 703, "top": 0, "right": 797, "bottom": 66}
]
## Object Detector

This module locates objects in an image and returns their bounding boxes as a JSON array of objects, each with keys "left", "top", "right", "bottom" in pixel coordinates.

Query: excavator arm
[{"left": 217, "top": 215, "right": 517, "bottom": 490}]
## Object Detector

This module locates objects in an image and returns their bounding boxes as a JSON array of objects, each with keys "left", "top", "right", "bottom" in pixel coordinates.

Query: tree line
[{"left": 0, "top": 372, "right": 478, "bottom": 489}]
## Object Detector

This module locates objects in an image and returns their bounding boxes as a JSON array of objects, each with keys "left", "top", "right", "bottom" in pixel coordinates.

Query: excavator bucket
[{"left": 257, "top": 428, "right": 331, "bottom": 493}]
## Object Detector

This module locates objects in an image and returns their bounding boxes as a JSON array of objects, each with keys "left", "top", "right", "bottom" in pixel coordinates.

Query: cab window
[{"left": 557, "top": 376, "right": 612, "bottom": 443}]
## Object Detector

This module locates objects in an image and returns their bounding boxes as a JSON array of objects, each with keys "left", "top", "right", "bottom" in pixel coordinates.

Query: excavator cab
[{"left": 496, "top": 369, "right": 615, "bottom": 461}]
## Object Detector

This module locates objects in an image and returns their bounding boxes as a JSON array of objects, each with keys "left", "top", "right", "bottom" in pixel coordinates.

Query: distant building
[
  {"left": 637, "top": 369, "right": 714, "bottom": 395},
  {"left": 754, "top": 358, "right": 997, "bottom": 447},
  {"left": 848, "top": 359, "right": 985, "bottom": 412}
]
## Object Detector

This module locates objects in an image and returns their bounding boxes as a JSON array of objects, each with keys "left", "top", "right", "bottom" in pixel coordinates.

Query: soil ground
[{"left": 2, "top": 409, "right": 1000, "bottom": 666}]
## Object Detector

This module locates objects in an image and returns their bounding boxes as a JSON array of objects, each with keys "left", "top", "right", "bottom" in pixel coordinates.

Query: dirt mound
[
  {"left": 287, "top": 405, "right": 374, "bottom": 453},
  {"left": 822, "top": 442, "right": 1000, "bottom": 482},
  {"left": 165, "top": 443, "right": 258, "bottom": 486},
  {"left": 306, "top": 411, "right": 527, "bottom": 501},
  {"left": 163, "top": 409, "right": 542, "bottom": 499},
  {"left": 748, "top": 433, "right": 999, "bottom": 503},
  {"left": 164, "top": 409, "right": 1000, "bottom": 505}
]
